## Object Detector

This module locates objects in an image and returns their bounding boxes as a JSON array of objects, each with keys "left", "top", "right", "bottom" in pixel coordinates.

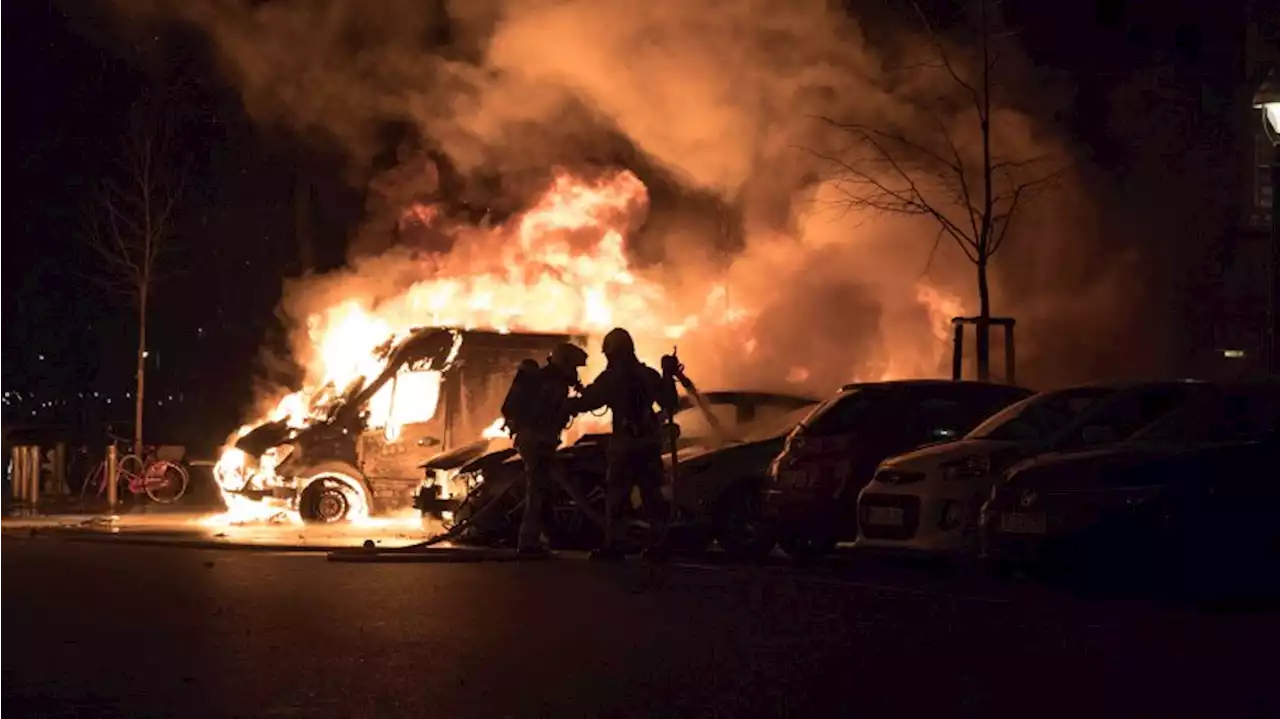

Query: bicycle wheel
[
  {"left": 80, "top": 462, "right": 105, "bottom": 500},
  {"left": 117, "top": 454, "right": 146, "bottom": 498},
  {"left": 144, "top": 461, "right": 189, "bottom": 504}
]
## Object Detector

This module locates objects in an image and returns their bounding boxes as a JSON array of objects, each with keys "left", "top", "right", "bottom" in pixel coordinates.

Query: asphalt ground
[{"left": 5, "top": 527, "right": 1279, "bottom": 718}]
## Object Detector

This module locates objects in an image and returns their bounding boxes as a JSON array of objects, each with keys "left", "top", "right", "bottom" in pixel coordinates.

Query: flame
[
  {"left": 481, "top": 417, "right": 509, "bottom": 440},
  {"left": 206, "top": 168, "right": 968, "bottom": 525}
]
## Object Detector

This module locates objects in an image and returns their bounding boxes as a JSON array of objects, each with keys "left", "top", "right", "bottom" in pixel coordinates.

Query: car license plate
[
  {"left": 865, "top": 506, "right": 904, "bottom": 526},
  {"left": 999, "top": 512, "right": 1046, "bottom": 534}
]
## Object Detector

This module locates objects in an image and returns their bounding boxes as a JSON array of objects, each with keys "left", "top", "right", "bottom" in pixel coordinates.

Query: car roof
[
  {"left": 1043, "top": 379, "right": 1204, "bottom": 392},
  {"left": 679, "top": 390, "right": 821, "bottom": 409},
  {"left": 837, "top": 379, "right": 1028, "bottom": 393}
]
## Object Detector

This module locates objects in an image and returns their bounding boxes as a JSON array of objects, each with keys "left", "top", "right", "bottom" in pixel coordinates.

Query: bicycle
[{"left": 80, "top": 435, "right": 190, "bottom": 505}]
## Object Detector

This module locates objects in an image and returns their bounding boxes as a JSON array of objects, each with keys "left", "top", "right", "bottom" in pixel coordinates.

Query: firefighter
[
  {"left": 500, "top": 342, "right": 589, "bottom": 558},
  {"left": 569, "top": 328, "right": 678, "bottom": 562}
]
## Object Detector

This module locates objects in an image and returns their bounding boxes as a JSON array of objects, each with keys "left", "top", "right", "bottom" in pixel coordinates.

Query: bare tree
[
  {"left": 817, "top": 0, "right": 1066, "bottom": 381},
  {"left": 85, "top": 101, "right": 185, "bottom": 456}
]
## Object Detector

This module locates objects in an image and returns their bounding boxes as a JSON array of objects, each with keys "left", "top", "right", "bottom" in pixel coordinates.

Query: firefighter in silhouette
[
  {"left": 569, "top": 328, "right": 678, "bottom": 562},
  {"left": 500, "top": 342, "right": 589, "bottom": 558}
]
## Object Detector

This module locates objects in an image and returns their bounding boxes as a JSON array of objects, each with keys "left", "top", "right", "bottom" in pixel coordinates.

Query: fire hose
[
  {"left": 327, "top": 467, "right": 606, "bottom": 561},
  {"left": 329, "top": 348, "right": 712, "bottom": 563}
]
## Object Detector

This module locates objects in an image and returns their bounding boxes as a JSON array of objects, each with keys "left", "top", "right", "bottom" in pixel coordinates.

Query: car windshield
[
  {"left": 966, "top": 387, "right": 1118, "bottom": 441},
  {"left": 795, "top": 389, "right": 879, "bottom": 436},
  {"left": 1128, "top": 387, "right": 1280, "bottom": 445},
  {"left": 677, "top": 399, "right": 817, "bottom": 450}
]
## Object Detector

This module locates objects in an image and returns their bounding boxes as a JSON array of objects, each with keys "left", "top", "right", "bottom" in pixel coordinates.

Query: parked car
[
  {"left": 855, "top": 380, "right": 1206, "bottom": 557},
  {"left": 980, "top": 381, "right": 1280, "bottom": 592},
  {"left": 762, "top": 380, "right": 1033, "bottom": 559},
  {"left": 419, "top": 391, "right": 819, "bottom": 554}
]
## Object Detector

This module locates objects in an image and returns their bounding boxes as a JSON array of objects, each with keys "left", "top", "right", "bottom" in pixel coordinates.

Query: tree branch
[
  {"left": 909, "top": 0, "right": 983, "bottom": 118},
  {"left": 82, "top": 95, "right": 186, "bottom": 309},
  {"left": 809, "top": 141, "right": 979, "bottom": 260},
  {"left": 811, "top": 0, "right": 1064, "bottom": 276},
  {"left": 988, "top": 162, "right": 1069, "bottom": 257}
]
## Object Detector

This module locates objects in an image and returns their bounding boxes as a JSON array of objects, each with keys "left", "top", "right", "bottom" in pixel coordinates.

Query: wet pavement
[
  {"left": 5, "top": 533, "right": 1279, "bottom": 718},
  {"left": 1, "top": 511, "right": 446, "bottom": 552}
]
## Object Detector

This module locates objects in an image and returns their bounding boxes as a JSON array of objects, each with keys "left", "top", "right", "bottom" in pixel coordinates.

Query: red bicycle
[{"left": 80, "top": 435, "right": 189, "bottom": 504}]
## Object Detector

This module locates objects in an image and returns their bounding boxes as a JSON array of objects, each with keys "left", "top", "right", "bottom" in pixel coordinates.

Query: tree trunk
[
  {"left": 134, "top": 285, "right": 147, "bottom": 457},
  {"left": 975, "top": 257, "right": 992, "bottom": 382}
]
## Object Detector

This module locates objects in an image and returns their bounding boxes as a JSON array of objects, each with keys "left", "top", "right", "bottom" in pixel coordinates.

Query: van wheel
[
  {"left": 779, "top": 534, "right": 835, "bottom": 560},
  {"left": 715, "top": 488, "right": 775, "bottom": 561},
  {"left": 298, "top": 469, "right": 365, "bottom": 524}
]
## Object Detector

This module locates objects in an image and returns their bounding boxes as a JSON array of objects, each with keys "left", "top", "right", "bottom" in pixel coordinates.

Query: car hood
[
  {"left": 879, "top": 438, "right": 1023, "bottom": 471},
  {"left": 679, "top": 434, "right": 787, "bottom": 469},
  {"left": 234, "top": 420, "right": 293, "bottom": 457},
  {"left": 421, "top": 438, "right": 506, "bottom": 471},
  {"left": 1003, "top": 442, "right": 1194, "bottom": 491}
]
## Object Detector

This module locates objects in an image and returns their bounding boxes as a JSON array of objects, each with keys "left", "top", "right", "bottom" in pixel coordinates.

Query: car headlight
[{"left": 939, "top": 454, "right": 991, "bottom": 481}]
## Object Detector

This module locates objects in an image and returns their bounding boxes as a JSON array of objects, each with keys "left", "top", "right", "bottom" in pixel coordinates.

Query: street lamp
[{"left": 1253, "top": 71, "right": 1280, "bottom": 375}]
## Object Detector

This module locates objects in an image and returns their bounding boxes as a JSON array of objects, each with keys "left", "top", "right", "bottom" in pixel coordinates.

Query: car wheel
[
  {"left": 297, "top": 466, "right": 366, "bottom": 524},
  {"left": 299, "top": 480, "right": 352, "bottom": 523},
  {"left": 715, "top": 487, "right": 775, "bottom": 561},
  {"left": 779, "top": 534, "right": 835, "bottom": 560}
]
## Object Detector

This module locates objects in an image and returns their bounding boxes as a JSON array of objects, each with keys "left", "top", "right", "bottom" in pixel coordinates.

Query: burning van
[{"left": 216, "top": 327, "right": 584, "bottom": 523}]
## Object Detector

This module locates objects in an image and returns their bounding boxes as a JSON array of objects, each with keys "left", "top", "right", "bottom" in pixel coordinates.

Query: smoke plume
[{"left": 109, "top": 0, "right": 1147, "bottom": 399}]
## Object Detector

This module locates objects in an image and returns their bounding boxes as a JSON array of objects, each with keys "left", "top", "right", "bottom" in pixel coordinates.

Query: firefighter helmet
[
  {"left": 601, "top": 327, "right": 636, "bottom": 360},
  {"left": 548, "top": 342, "right": 588, "bottom": 369}
]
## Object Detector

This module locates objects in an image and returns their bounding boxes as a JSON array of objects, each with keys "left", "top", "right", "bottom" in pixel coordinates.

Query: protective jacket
[
  {"left": 501, "top": 360, "right": 575, "bottom": 448},
  {"left": 572, "top": 357, "right": 677, "bottom": 456}
]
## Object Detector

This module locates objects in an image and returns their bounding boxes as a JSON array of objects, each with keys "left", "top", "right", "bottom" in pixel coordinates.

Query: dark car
[
  {"left": 421, "top": 391, "right": 819, "bottom": 553},
  {"left": 856, "top": 380, "right": 1207, "bottom": 556},
  {"left": 762, "top": 380, "right": 1033, "bottom": 558},
  {"left": 981, "top": 381, "right": 1280, "bottom": 592}
]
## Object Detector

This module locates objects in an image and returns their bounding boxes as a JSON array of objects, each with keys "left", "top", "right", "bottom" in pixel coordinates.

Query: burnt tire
[
  {"left": 298, "top": 467, "right": 366, "bottom": 524},
  {"left": 715, "top": 486, "right": 775, "bottom": 561}
]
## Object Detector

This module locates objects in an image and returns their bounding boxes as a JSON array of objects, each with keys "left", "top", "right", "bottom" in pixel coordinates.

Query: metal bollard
[
  {"left": 9, "top": 446, "right": 21, "bottom": 501},
  {"left": 18, "top": 445, "right": 32, "bottom": 501},
  {"left": 53, "top": 443, "right": 68, "bottom": 495},
  {"left": 26, "top": 445, "right": 40, "bottom": 509},
  {"left": 106, "top": 444, "right": 119, "bottom": 510}
]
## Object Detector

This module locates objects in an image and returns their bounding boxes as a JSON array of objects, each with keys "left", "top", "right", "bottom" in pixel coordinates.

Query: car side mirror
[{"left": 1080, "top": 425, "right": 1115, "bottom": 444}]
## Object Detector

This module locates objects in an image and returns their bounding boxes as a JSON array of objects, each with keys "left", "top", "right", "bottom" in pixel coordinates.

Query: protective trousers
[
  {"left": 517, "top": 441, "right": 559, "bottom": 552},
  {"left": 601, "top": 445, "right": 667, "bottom": 551}
]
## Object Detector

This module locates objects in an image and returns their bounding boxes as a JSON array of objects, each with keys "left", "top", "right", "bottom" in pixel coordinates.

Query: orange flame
[{"left": 207, "top": 168, "right": 967, "bottom": 524}]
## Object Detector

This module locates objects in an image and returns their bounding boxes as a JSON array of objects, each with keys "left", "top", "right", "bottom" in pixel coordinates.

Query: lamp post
[{"left": 1254, "top": 76, "right": 1280, "bottom": 376}]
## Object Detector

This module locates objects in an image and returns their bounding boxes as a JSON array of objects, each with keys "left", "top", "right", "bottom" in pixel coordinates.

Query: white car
[{"left": 854, "top": 380, "right": 1210, "bottom": 556}]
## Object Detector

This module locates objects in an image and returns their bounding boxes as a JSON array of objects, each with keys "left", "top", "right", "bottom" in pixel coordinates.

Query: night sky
[{"left": 3, "top": 0, "right": 1265, "bottom": 449}]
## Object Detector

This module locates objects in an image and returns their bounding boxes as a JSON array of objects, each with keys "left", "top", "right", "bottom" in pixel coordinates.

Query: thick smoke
[{"left": 111, "top": 0, "right": 1133, "bottom": 399}]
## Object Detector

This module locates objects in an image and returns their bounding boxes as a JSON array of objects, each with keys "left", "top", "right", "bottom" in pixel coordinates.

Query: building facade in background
[{"left": 1205, "top": 9, "right": 1277, "bottom": 379}]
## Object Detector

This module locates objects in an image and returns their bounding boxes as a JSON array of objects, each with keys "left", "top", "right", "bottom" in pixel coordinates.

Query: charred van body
[{"left": 221, "top": 327, "right": 584, "bottom": 523}]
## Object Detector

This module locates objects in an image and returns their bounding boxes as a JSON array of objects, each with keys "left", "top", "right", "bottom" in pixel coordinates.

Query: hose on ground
[{"left": 336, "top": 458, "right": 614, "bottom": 557}]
